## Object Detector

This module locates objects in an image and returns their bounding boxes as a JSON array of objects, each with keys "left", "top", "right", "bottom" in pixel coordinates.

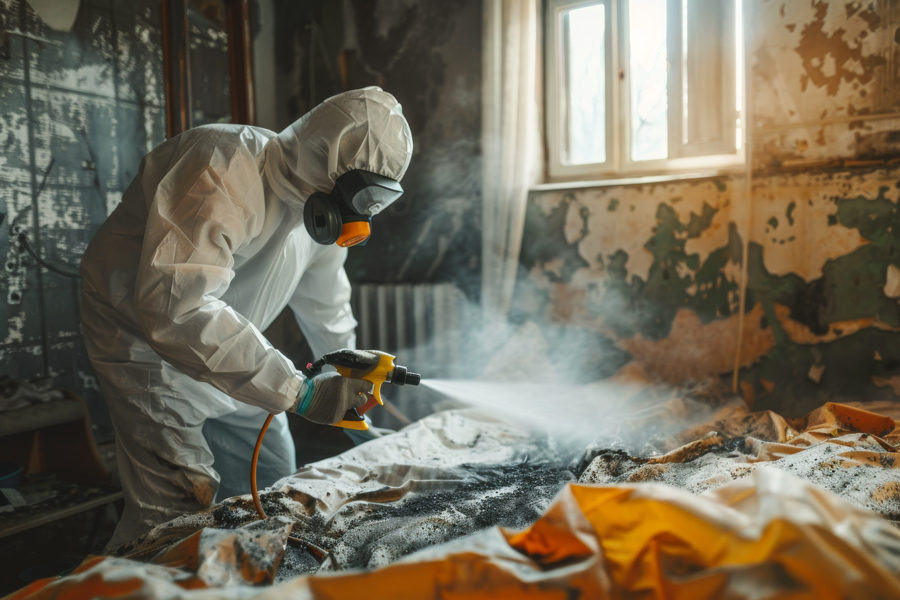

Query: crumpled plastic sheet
[
  {"left": 8, "top": 404, "right": 900, "bottom": 599},
  {"left": 9, "top": 468, "right": 900, "bottom": 599},
  {"left": 111, "top": 410, "right": 575, "bottom": 572},
  {"left": 580, "top": 401, "right": 900, "bottom": 523}
]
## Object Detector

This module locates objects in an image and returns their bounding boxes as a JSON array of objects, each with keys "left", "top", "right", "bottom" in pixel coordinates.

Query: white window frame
[{"left": 545, "top": 0, "right": 745, "bottom": 182}]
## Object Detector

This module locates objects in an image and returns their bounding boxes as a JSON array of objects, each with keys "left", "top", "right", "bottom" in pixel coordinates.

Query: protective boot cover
[{"left": 78, "top": 87, "right": 412, "bottom": 546}]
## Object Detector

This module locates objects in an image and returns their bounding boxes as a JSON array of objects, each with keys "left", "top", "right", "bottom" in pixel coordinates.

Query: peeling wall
[
  {"left": 753, "top": 0, "right": 900, "bottom": 168},
  {"left": 518, "top": 0, "right": 900, "bottom": 415},
  {"left": 0, "top": 0, "right": 165, "bottom": 438},
  {"left": 516, "top": 176, "right": 751, "bottom": 387}
]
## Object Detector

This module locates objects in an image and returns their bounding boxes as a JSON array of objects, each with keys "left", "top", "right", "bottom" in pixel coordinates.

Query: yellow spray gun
[
  {"left": 251, "top": 348, "right": 421, "bottom": 564},
  {"left": 302, "top": 349, "right": 422, "bottom": 430}
]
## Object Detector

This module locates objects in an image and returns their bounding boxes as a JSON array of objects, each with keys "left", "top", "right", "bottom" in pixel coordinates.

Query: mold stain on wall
[
  {"left": 0, "top": 0, "right": 166, "bottom": 437},
  {"left": 517, "top": 0, "right": 900, "bottom": 416}
]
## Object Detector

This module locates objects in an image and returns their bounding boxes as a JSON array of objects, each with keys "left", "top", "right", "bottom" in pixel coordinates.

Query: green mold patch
[
  {"left": 606, "top": 203, "right": 739, "bottom": 339},
  {"left": 740, "top": 328, "right": 900, "bottom": 417},
  {"left": 747, "top": 184, "right": 900, "bottom": 338},
  {"left": 740, "top": 180, "right": 900, "bottom": 408},
  {"left": 834, "top": 187, "right": 900, "bottom": 255},
  {"left": 518, "top": 170, "right": 900, "bottom": 412},
  {"left": 520, "top": 193, "right": 741, "bottom": 342},
  {"left": 519, "top": 194, "right": 590, "bottom": 284},
  {"left": 591, "top": 202, "right": 739, "bottom": 340}
]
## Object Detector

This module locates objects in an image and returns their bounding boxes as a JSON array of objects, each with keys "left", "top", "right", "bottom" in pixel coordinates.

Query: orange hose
[
  {"left": 251, "top": 412, "right": 331, "bottom": 564},
  {"left": 251, "top": 413, "right": 274, "bottom": 520}
]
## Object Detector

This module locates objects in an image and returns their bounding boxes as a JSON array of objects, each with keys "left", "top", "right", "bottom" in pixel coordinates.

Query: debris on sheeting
[
  {"left": 8, "top": 396, "right": 900, "bottom": 599},
  {"left": 580, "top": 402, "right": 900, "bottom": 524},
  {"left": 10, "top": 471, "right": 900, "bottom": 599},
  {"left": 115, "top": 411, "right": 576, "bottom": 573}
]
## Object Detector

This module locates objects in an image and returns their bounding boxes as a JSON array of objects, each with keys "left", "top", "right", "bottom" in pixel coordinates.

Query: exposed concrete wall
[
  {"left": 519, "top": 0, "right": 900, "bottom": 415},
  {"left": 0, "top": 0, "right": 166, "bottom": 437}
]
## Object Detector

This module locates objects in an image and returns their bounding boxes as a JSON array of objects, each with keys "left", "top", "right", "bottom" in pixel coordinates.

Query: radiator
[
  {"left": 350, "top": 283, "right": 469, "bottom": 423},
  {"left": 351, "top": 283, "right": 468, "bottom": 376}
]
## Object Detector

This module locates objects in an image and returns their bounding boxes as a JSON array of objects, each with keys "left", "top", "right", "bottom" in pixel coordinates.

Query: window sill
[{"left": 530, "top": 168, "right": 746, "bottom": 193}]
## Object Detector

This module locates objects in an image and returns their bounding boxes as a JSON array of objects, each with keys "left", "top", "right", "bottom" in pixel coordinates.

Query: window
[{"left": 545, "top": 0, "right": 744, "bottom": 181}]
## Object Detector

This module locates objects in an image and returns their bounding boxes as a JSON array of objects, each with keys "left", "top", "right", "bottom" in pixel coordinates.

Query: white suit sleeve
[
  {"left": 288, "top": 245, "right": 358, "bottom": 359},
  {"left": 133, "top": 135, "right": 304, "bottom": 413}
]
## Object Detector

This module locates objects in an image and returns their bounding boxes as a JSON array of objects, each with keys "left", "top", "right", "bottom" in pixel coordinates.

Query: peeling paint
[
  {"left": 884, "top": 264, "right": 900, "bottom": 298},
  {"left": 753, "top": 0, "right": 900, "bottom": 168},
  {"left": 796, "top": 2, "right": 885, "bottom": 96},
  {"left": 774, "top": 303, "right": 900, "bottom": 344},
  {"left": 808, "top": 363, "right": 825, "bottom": 383},
  {"left": 873, "top": 375, "right": 900, "bottom": 395},
  {"left": 522, "top": 161, "right": 900, "bottom": 411},
  {"left": 3, "top": 312, "right": 26, "bottom": 345},
  {"left": 618, "top": 303, "right": 775, "bottom": 384}
]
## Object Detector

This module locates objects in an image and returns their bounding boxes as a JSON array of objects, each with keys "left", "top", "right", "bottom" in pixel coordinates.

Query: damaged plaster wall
[
  {"left": 270, "top": 0, "right": 482, "bottom": 293},
  {"left": 0, "top": 0, "right": 166, "bottom": 437},
  {"left": 518, "top": 0, "right": 900, "bottom": 415}
]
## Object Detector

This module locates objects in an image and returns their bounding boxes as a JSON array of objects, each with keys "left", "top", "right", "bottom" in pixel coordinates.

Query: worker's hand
[{"left": 292, "top": 372, "right": 371, "bottom": 425}]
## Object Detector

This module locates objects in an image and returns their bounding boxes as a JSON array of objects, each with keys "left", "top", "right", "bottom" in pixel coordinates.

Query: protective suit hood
[{"left": 264, "top": 87, "right": 413, "bottom": 211}]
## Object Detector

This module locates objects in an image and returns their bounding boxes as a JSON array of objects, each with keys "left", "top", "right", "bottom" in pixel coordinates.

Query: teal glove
[{"left": 293, "top": 372, "right": 370, "bottom": 425}]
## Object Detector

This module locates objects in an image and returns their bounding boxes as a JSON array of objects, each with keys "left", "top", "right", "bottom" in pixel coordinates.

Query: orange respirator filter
[{"left": 337, "top": 221, "right": 371, "bottom": 247}]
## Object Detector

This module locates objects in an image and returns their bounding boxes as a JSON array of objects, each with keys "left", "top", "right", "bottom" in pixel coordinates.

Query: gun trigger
[
  {"left": 366, "top": 378, "right": 384, "bottom": 405},
  {"left": 358, "top": 394, "right": 380, "bottom": 416},
  {"left": 333, "top": 418, "right": 369, "bottom": 431}
]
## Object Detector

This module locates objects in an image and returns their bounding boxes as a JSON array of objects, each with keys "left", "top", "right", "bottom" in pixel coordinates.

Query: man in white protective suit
[{"left": 80, "top": 87, "right": 413, "bottom": 550}]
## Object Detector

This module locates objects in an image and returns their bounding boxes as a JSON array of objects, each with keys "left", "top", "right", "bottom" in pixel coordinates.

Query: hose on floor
[{"left": 252, "top": 413, "right": 331, "bottom": 563}]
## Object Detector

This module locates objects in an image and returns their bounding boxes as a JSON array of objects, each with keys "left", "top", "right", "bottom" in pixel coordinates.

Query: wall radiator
[{"left": 350, "top": 283, "right": 469, "bottom": 424}]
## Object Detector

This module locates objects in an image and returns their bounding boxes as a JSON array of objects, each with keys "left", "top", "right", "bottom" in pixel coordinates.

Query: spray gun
[
  {"left": 251, "top": 349, "right": 421, "bottom": 564},
  {"left": 302, "top": 349, "right": 421, "bottom": 430}
]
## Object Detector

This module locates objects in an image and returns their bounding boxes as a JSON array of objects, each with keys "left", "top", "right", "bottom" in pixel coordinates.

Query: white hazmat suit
[{"left": 80, "top": 88, "right": 413, "bottom": 550}]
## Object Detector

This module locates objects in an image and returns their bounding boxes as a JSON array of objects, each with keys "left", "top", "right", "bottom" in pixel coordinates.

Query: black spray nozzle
[{"left": 390, "top": 365, "right": 421, "bottom": 386}]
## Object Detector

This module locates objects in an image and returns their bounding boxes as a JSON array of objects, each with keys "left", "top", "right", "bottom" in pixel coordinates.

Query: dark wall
[
  {"left": 0, "top": 0, "right": 166, "bottom": 438},
  {"left": 270, "top": 0, "right": 483, "bottom": 295},
  {"left": 0, "top": 0, "right": 482, "bottom": 440}
]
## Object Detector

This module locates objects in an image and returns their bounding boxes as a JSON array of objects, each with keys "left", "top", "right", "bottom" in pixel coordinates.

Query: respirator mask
[{"left": 303, "top": 170, "right": 404, "bottom": 247}]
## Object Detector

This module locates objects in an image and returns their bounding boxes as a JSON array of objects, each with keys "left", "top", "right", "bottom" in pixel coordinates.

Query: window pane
[
  {"left": 563, "top": 4, "right": 605, "bottom": 165},
  {"left": 629, "top": 0, "right": 667, "bottom": 161}
]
